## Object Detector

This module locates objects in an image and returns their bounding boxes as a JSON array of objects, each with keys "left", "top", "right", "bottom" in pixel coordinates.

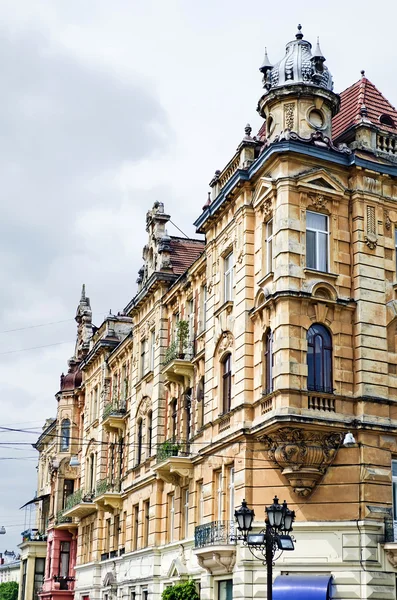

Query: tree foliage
[
  {"left": 0, "top": 581, "right": 19, "bottom": 600},
  {"left": 162, "top": 579, "right": 199, "bottom": 600}
]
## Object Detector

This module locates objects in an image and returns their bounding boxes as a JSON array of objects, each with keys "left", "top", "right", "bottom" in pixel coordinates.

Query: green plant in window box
[{"left": 162, "top": 579, "right": 199, "bottom": 600}]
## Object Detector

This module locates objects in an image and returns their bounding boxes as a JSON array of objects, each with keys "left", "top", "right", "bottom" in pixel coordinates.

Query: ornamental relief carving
[
  {"left": 260, "top": 197, "right": 273, "bottom": 219},
  {"left": 308, "top": 193, "right": 328, "bottom": 210},
  {"left": 261, "top": 428, "right": 342, "bottom": 497},
  {"left": 217, "top": 331, "right": 234, "bottom": 354}
]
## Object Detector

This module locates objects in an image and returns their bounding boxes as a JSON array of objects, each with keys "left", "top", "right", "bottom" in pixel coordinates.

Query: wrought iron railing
[
  {"left": 156, "top": 438, "right": 189, "bottom": 463},
  {"left": 64, "top": 489, "right": 94, "bottom": 510},
  {"left": 95, "top": 477, "right": 121, "bottom": 497},
  {"left": 55, "top": 511, "right": 72, "bottom": 525},
  {"left": 194, "top": 520, "right": 236, "bottom": 548},
  {"left": 163, "top": 335, "right": 194, "bottom": 366},
  {"left": 103, "top": 402, "right": 127, "bottom": 420}
]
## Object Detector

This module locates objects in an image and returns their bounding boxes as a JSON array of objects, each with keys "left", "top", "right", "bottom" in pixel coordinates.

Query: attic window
[{"left": 380, "top": 114, "right": 395, "bottom": 128}]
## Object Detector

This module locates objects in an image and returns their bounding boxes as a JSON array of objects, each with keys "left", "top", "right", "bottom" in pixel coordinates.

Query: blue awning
[{"left": 274, "top": 575, "right": 333, "bottom": 600}]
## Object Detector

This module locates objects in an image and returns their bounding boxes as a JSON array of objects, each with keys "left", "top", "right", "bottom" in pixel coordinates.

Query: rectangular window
[
  {"left": 114, "top": 514, "right": 120, "bottom": 550},
  {"left": 168, "top": 494, "right": 175, "bottom": 543},
  {"left": 224, "top": 252, "right": 234, "bottom": 302},
  {"left": 306, "top": 211, "right": 329, "bottom": 272},
  {"left": 197, "top": 481, "right": 204, "bottom": 525},
  {"left": 92, "top": 386, "right": 98, "bottom": 420},
  {"left": 227, "top": 467, "right": 235, "bottom": 523},
  {"left": 143, "top": 500, "right": 150, "bottom": 547},
  {"left": 21, "top": 560, "right": 27, "bottom": 600},
  {"left": 105, "top": 519, "right": 111, "bottom": 553},
  {"left": 172, "top": 312, "right": 179, "bottom": 342},
  {"left": 393, "top": 460, "right": 397, "bottom": 540},
  {"left": 34, "top": 558, "right": 45, "bottom": 600},
  {"left": 141, "top": 339, "right": 147, "bottom": 378},
  {"left": 395, "top": 229, "right": 397, "bottom": 275},
  {"left": 133, "top": 505, "right": 139, "bottom": 550},
  {"left": 59, "top": 542, "right": 70, "bottom": 578},
  {"left": 188, "top": 298, "right": 194, "bottom": 341},
  {"left": 201, "top": 285, "right": 207, "bottom": 332},
  {"left": 216, "top": 471, "right": 223, "bottom": 522},
  {"left": 112, "top": 373, "right": 118, "bottom": 402},
  {"left": 63, "top": 479, "right": 74, "bottom": 509},
  {"left": 150, "top": 330, "right": 155, "bottom": 371},
  {"left": 222, "top": 354, "right": 232, "bottom": 414},
  {"left": 266, "top": 219, "right": 273, "bottom": 273},
  {"left": 122, "top": 511, "right": 127, "bottom": 548},
  {"left": 182, "top": 488, "right": 189, "bottom": 539},
  {"left": 122, "top": 364, "right": 128, "bottom": 401},
  {"left": 130, "top": 590, "right": 136, "bottom": 600},
  {"left": 142, "top": 591, "right": 148, "bottom": 600},
  {"left": 218, "top": 580, "right": 233, "bottom": 600}
]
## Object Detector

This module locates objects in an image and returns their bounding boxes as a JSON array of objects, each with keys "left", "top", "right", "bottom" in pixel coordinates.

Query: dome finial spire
[{"left": 296, "top": 23, "right": 303, "bottom": 40}]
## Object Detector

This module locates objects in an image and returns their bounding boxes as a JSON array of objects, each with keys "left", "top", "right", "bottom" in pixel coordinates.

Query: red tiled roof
[
  {"left": 170, "top": 237, "right": 205, "bottom": 275},
  {"left": 332, "top": 76, "right": 397, "bottom": 140}
]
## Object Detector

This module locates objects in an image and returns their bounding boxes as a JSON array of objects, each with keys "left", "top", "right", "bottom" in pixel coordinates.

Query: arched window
[
  {"left": 264, "top": 330, "right": 274, "bottom": 394},
  {"left": 222, "top": 354, "right": 232, "bottom": 414},
  {"left": 137, "top": 419, "right": 143, "bottom": 465},
  {"left": 147, "top": 412, "right": 152, "bottom": 457},
  {"left": 307, "top": 324, "right": 333, "bottom": 393},
  {"left": 60, "top": 419, "right": 70, "bottom": 452}
]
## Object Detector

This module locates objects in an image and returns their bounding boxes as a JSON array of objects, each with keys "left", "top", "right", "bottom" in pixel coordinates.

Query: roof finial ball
[
  {"left": 295, "top": 23, "right": 304, "bottom": 40},
  {"left": 361, "top": 70, "right": 365, "bottom": 78}
]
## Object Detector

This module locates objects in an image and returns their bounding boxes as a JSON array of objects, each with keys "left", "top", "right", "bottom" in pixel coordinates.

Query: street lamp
[{"left": 235, "top": 497, "right": 295, "bottom": 600}]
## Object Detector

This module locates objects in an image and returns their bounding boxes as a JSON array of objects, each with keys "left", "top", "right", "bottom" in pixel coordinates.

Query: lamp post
[{"left": 235, "top": 497, "right": 295, "bottom": 600}]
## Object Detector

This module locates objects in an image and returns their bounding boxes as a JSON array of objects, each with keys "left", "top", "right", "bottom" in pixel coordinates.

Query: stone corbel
[{"left": 262, "top": 427, "right": 342, "bottom": 497}]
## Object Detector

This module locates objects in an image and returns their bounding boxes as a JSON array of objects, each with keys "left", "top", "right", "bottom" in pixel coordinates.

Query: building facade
[
  {"left": 0, "top": 552, "right": 21, "bottom": 584},
  {"left": 31, "top": 25, "right": 397, "bottom": 600}
]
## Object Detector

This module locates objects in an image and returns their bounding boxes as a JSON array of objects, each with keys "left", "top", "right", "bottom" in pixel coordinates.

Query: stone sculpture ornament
[{"left": 261, "top": 427, "right": 342, "bottom": 497}]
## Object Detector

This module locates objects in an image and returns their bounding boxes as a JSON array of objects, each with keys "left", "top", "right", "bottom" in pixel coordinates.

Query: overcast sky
[{"left": 0, "top": 0, "right": 396, "bottom": 552}]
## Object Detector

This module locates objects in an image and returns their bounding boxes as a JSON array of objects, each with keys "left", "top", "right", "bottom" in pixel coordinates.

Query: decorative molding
[
  {"left": 385, "top": 210, "right": 392, "bottom": 231},
  {"left": 262, "top": 427, "right": 342, "bottom": 497},
  {"left": 217, "top": 331, "right": 234, "bottom": 354},
  {"left": 308, "top": 193, "right": 328, "bottom": 210},
  {"left": 263, "top": 129, "right": 351, "bottom": 155},
  {"left": 284, "top": 102, "right": 295, "bottom": 130},
  {"left": 365, "top": 205, "right": 377, "bottom": 249}
]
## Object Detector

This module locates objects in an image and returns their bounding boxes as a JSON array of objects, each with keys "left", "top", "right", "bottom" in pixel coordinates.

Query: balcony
[
  {"left": 62, "top": 489, "right": 97, "bottom": 519},
  {"left": 53, "top": 511, "right": 78, "bottom": 531},
  {"left": 21, "top": 529, "right": 48, "bottom": 543},
  {"left": 52, "top": 576, "right": 75, "bottom": 592},
  {"left": 153, "top": 438, "right": 193, "bottom": 485},
  {"left": 102, "top": 401, "right": 127, "bottom": 433},
  {"left": 193, "top": 521, "right": 236, "bottom": 575},
  {"left": 94, "top": 478, "right": 122, "bottom": 512},
  {"left": 162, "top": 338, "right": 194, "bottom": 385}
]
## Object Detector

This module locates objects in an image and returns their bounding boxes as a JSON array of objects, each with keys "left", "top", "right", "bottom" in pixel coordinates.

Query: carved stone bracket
[{"left": 261, "top": 427, "right": 342, "bottom": 497}]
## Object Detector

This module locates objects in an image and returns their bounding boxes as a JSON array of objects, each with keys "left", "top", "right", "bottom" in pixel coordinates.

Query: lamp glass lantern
[{"left": 235, "top": 499, "right": 255, "bottom": 537}]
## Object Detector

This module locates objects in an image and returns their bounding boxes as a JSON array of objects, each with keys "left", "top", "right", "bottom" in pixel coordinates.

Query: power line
[
  {"left": 0, "top": 311, "right": 107, "bottom": 335},
  {"left": 0, "top": 340, "right": 73, "bottom": 356}
]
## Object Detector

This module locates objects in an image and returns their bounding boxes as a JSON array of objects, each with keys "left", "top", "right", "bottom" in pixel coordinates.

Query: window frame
[
  {"left": 224, "top": 252, "right": 234, "bottom": 302},
  {"left": 307, "top": 323, "right": 333, "bottom": 394},
  {"left": 60, "top": 419, "right": 70, "bottom": 452},
  {"left": 221, "top": 354, "right": 232, "bottom": 414},
  {"left": 266, "top": 218, "right": 274, "bottom": 274},
  {"left": 306, "top": 211, "right": 330, "bottom": 272},
  {"left": 264, "top": 330, "right": 274, "bottom": 394}
]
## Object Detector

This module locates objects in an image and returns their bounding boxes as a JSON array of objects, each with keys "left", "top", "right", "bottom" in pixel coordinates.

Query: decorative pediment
[
  {"left": 296, "top": 169, "right": 345, "bottom": 195},
  {"left": 252, "top": 177, "right": 275, "bottom": 212},
  {"left": 261, "top": 427, "right": 342, "bottom": 497},
  {"left": 167, "top": 557, "right": 188, "bottom": 578}
]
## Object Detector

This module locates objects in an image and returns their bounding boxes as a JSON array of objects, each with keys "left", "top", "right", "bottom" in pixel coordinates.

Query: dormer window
[{"left": 380, "top": 114, "right": 395, "bottom": 128}]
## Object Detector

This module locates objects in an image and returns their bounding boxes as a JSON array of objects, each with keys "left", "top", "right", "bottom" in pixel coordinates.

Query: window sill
[
  {"left": 258, "top": 272, "right": 274, "bottom": 287},
  {"left": 135, "top": 370, "right": 154, "bottom": 387},
  {"left": 304, "top": 268, "right": 338, "bottom": 280},
  {"left": 214, "top": 301, "right": 234, "bottom": 318}
]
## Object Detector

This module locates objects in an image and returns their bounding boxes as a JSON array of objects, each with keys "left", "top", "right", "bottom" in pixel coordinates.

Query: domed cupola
[{"left": 258, "top": 25, "right": 340, "bottom": 142}]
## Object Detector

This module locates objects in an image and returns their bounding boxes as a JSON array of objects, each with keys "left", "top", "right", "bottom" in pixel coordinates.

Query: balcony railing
[
  {"left": 194, "top": 521, "right": 236, "bottom": 548},
  {"left": 55, "top": 511, "right": 72, "bottom": 525},
  {"left": 103, "top": 402, "right": 126, "bottom": 420},
  {"left": 95, "top": 477, "right": 121, "bottom": 497},
  {"left": 53, "top": 576, "right": 75, "bottom": 591},
  {"left": 163, "top": 340, "right": 194, "bottom": 366},
  {"left": 65, "top": 488, "right": 94, "bottom": 510},
  {"left": 156, "top": 438, "right": 189, "bottom": 463},
  {"left": 21, "top": 529, "right": 47, "bottom": 543}
]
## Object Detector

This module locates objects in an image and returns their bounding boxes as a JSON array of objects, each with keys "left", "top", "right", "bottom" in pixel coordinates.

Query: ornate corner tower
[{"left": 257, "top": 25, "right": 340, "bottom": 142}]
